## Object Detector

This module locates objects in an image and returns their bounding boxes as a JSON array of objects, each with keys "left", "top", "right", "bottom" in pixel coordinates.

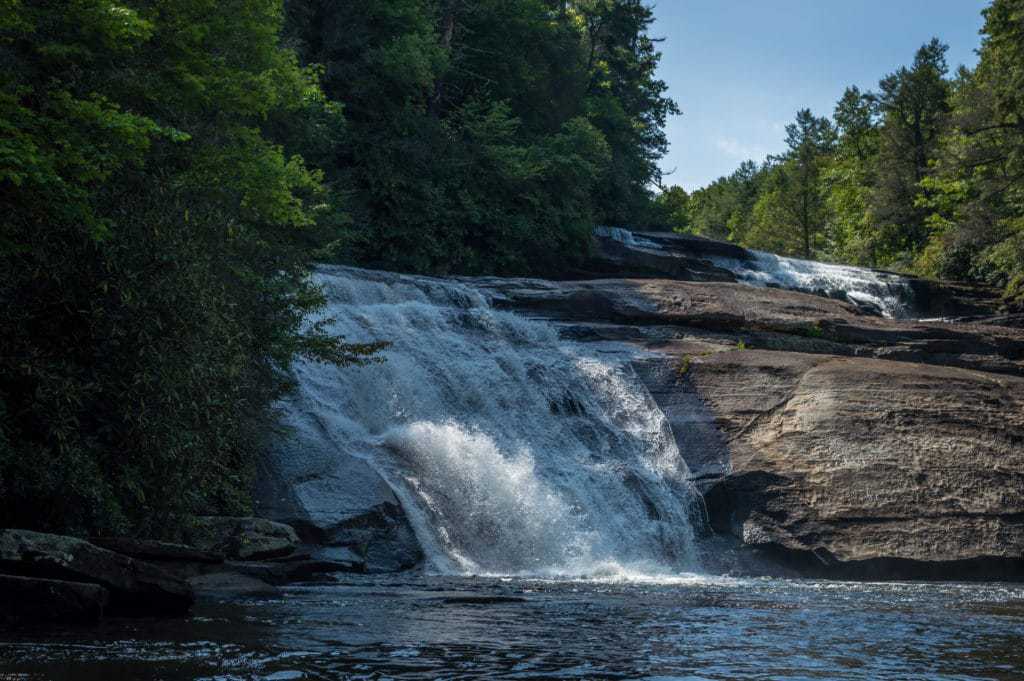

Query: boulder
[
  {"left": 184, "top": 517, "right": 299, "bottom": 561},
  {"left": 0, "top": 574, "right": 109, "bottom": 623},
  {"left": 0, "top": 530, "right": 193, "bottom": 615}
]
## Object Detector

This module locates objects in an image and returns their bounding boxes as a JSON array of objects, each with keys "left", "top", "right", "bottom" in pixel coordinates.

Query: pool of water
[{"left": 2, "top": 573, "right": 1023, "bottom": 680}]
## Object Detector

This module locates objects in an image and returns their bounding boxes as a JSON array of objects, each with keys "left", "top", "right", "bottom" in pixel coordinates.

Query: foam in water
[
  {"left": 286, "top": 266, "right": 702, "bottom": 578},
  {"left": 593, "top": 225, "right": 662, "bottom": 249},
  {"left": 708, "top": 250, "right": 915, "bottom": 318},
  {"left": 595, "top": 226, "right": 916, "bottom": 318}
]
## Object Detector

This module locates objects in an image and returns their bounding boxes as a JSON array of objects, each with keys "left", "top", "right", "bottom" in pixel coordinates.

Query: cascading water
[
  {"left": 595, "top": 226, "right": 917, "bottom": 318},
  {"left": 286, "top": 265, "right": 702, "bottom": 578},
  {"left": 707, "top": 251, "right": 916, "bottom": 318}
]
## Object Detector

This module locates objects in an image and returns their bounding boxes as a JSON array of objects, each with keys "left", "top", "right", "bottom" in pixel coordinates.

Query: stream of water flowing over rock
[
  {"left": 288, "top": 265, "right": 701, "bottom": 578},
  {"left": 595, "top": 226, "right": 918, "bottom": 318},
  {"left": 707, "top": 250, "right": 916, "bottom": 318}
]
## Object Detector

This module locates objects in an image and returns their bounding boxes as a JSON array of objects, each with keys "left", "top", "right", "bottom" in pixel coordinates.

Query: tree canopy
[
  {"left": 666, "top": 0, "right": 1024, "bottom": 305},
  {"left": 0, "top": 0, "right": 677, "bottom": 536}
]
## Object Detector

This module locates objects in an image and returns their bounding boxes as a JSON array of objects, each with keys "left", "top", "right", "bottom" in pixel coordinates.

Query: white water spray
[{"left": 285, "top": 266, "right": 702, "bottom": 577}]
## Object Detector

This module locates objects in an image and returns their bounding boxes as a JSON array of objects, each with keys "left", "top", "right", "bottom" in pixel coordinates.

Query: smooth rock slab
[
  {"left": 255, "top": 402, "right": 424, "bottom": 572},
  {"left": 678, "top": 350, "right": 1024, "bottom": 579},
  {"left": 0, "top": 530, "right": 192, "bottom": 615},
  {"left": 0, "top": 574, "right": 109, "bottom": 623}
]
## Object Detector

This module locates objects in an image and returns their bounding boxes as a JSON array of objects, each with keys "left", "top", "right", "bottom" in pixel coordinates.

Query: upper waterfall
[
  {"left": 281, "top": 265, "right": 702, "bottom": 578},
  {"left": 708, "top": 250, "right": 916, "bottom": 318},
  {"left": 594, "top": 226, "right": 917, "bottom": 318}
]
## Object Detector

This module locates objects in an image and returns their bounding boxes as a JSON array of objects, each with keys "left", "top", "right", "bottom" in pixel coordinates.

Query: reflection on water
[{"left": 2, "top": 574, "right": 1023, "bottom": 680}]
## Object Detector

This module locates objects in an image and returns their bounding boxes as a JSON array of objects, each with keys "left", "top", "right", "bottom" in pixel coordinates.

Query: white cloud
[{"left": 713, "top": 137, "right": 769, "bottom": 161}]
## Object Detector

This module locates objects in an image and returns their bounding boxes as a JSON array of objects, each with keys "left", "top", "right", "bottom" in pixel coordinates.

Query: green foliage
[
  {"left": 683, "top": 160, "right": 765, "bottom": 242},
  {"left": 651, "top": 185, "right": 690, "bottom": 232},
  {"left": 917, "top": 0, "right": 1024, "bottom": 303},
  {"left": 0, "top": 0, "right": 380, "bottom": 538},
  {"left": 0, "top": 0, "right": 680, "bottom": 537},
  {"left": 685, "top": 6, "right": 1024, "bottom": 304},
  {"left": 745, "top": 110, "right": 836, "bottom": 258},
  {"left": 283, "top": 0, "right": 675, "bottom": 275}
]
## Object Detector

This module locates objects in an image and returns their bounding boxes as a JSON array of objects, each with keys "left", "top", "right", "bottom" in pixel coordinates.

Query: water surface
[{"left": 3, "top": 574, "right": 1022, "bottom": 680}]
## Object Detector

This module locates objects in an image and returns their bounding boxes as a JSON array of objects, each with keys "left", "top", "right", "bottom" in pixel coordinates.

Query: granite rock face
[
  {"left": 254, "top": 233, "right": 1022, "bottom": 579},
  {"left": 477, "top": 277, "right": 1024, "bottom": 378},
  {"left": 587, "top": 228, "right": 1009, "bottom": 319},
  {"left": 681, "top": 350, "right": 1024, "bottom": 578}
]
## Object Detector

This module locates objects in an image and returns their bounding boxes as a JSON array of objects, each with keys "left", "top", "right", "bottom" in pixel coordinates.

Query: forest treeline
[
  {"left": 0, "top": 0, "right": 675, "bottom": 535},
  {"left": 659, "top": 0, "right": 1024, "bottom": 304}
]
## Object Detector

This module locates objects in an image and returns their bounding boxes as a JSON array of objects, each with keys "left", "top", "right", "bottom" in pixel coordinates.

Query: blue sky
[{"left": 651, "top": 0, "right": 990, "bottom": 190}]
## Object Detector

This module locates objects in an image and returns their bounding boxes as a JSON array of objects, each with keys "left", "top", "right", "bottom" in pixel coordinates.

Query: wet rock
[
  {"left": 90, "top": 537, "right": 223, "bottom": 564},
  {"left": 222, "top": 556, "right": 365, "bottom": 585},
  {"left": 904, "top": 277, "right": 1006, "bottom": 318},
  {"left": 306, "top": 545, "right": 362, "bottom": 565},
  {"left": 255, "top": 404, "right": 423, "bottom": 573},
  {"left": 185, "top": 517, "right": 299, "bottom": 561},
  {"left": 188, "top": 572, "right": 280, "bottom": 599},
  {"left": 0, "top": 574, "right": 109, "bottom": 623},
  {"left": 590, "top": 227, "right": 1006, "bottom": 319},
  {"left": 0, "top": 529, "right": 193, "bottom": 615},
  {"left": 583, "top": 229, "right": 741, "bottom": 282}
]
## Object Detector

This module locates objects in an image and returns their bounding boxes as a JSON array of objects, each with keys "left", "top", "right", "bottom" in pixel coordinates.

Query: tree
[
  {"left": 871, "top": 39, "right": 951, "bottom": 263},
  {"left": 686, "top": 160, "right": 765, "bottom": 242},
  {"left": 919, "top": 0, "right": 1024, "bottom": 302},
  {"left": 577, "top": 0, "right": 681, "bottom": 224},
  {"left": 282, "top": 0, "right": 673, "bottom": 275},
  {"left": 653, "top": 185, "right": 690, "bottom": 232},
  {"left": 0, "top": 0, "right": 379, "bottom": 537},
  {"left": 746, "top": 110, "right": 835, "bottom": 258},
  {"left": 823, "top": 87, "right": 884, "bottom": 266}
]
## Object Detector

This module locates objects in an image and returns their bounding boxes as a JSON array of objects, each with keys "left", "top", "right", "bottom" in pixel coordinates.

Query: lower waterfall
[{"left": 285, "top": 265, "right": 702, "bottom": 578}]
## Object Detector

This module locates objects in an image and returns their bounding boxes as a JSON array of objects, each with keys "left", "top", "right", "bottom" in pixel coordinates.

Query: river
[{"left": 3, "top": 573, "right": 1023, "bottom": 679}]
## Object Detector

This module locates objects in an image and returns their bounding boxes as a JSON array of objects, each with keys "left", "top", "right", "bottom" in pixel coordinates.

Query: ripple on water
[{"left": 2, "top": 575, "right": 1023, "bottom": 680}]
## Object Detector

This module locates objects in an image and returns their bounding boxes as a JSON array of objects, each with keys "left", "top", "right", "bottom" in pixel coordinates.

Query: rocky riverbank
[{"left": 0, "top": 517, "right": 368, "bottom": 624}]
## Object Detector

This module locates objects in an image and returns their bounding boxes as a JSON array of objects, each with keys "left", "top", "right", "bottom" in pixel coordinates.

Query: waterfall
[
  {"left": 594, "top": 227, "right": 917, "bottom": 318},
  {"left": 284, "top": 265, "right": 702, "bottom": 578},
  {"left": 707, "top": 251, "right": 916, "bottom": 318}
]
